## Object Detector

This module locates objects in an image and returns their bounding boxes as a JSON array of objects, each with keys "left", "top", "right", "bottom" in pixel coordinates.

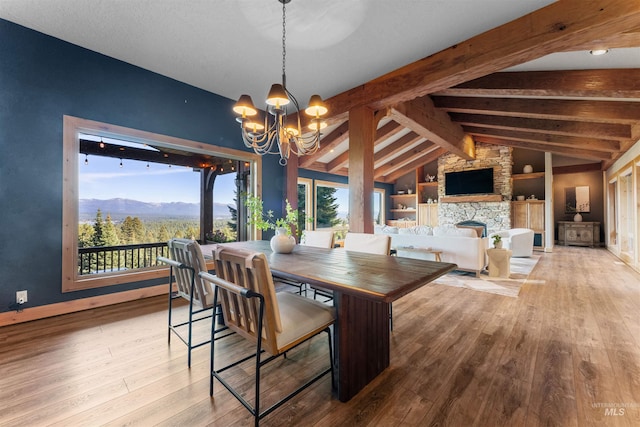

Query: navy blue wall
[{"left": 0, "top": 19, "right": 285, "bottom": 312}]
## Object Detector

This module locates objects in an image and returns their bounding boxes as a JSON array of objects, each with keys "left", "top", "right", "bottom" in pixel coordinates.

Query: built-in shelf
[
  {"left": 391, "top": 193, "right": 417, "bottom": 198},
  {"left": 512, "top": 172, "right": 544, "bottom": 180},
  {"left": 440, "top": 194, "right": 503, "bottom": 203},
  {"left": 418, "top": 181, "right": 438, "bottom": 188}
]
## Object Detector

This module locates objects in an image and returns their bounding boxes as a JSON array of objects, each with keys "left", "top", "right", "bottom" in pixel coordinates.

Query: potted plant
[
  {"left": 205, "top": 229, "right": 229, "bottom": 244},
  {"left": 244, "top": 194, "right": 298, "bottom": 253},
  {"left": 492, "top": 234, "right": 503, "bottom": 249}
]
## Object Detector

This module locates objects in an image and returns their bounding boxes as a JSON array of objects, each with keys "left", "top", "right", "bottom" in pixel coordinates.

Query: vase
[
  {"left": 523, "top": 164, "right": 533, "bottom": 174},
  {"left": 270, "top": 227, "right": 296, "bottom": 254},
  {"left": 573, "top": 212, "right": 583, "bottom": 222},
  {"left": 494, "top": 241, "right": 503, "bottom": 249}
]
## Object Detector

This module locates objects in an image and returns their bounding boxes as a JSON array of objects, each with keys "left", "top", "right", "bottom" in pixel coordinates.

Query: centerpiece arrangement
[{"left": 245, "top": 194, "right": 299, "bottom": 254}]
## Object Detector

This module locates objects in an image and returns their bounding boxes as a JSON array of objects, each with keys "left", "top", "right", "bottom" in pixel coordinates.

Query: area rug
[{"left": 431, "top": 254, "right": 542, "bottom": 297}]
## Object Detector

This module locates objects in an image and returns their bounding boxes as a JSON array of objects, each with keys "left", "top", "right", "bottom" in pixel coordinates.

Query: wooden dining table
[{"left": 202, "top": 240, "right": 456, "bottom": 402}]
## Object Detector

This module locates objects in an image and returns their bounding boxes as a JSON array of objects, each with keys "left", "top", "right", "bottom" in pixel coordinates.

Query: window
[
  {"left": 297, "top": 178, "right": 313, "bottom": 233},
  {"left": 312, "top": 180, "right": 385, "bottom": 240},
  {"left": 63, "top": 116, "right": 261, "bottom": 292}
]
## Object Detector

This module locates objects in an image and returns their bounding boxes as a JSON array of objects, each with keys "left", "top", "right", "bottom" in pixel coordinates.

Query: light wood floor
[{"left": 1, "top": 246, "right": 640, "bottom": 426}]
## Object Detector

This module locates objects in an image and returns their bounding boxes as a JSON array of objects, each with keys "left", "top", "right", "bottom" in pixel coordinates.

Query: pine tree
[
  {"left": 296, "top": 184, "right": 306, "bottom": 240},
  {"left": 158, "top": 225, "right": 170, "bottom": 243},
  {"left": 120, "top": 216, "right": 136, "bottom": 244},
  {"left": 102, "top": 214, "right": 120, "bottom": 246},
  {"left": 316, "top": 186, "right": 340, "bottom": 228},
  {"left": 131, "top": 217, "right": 145, "bottom": 243},
  {"left": 228, "top": 197, "right": 237, "bottom": 233},
  {"left": 78, "top": 223, "right": 95, "bottom": 248},
  {"left": 92, "top": 209, "right": 105, "bottom": 246}
]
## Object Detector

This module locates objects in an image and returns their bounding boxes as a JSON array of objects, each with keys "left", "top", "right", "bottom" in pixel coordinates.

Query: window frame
[
  {"left": 62, "top": 115, "right": 261, "bottom": 292},
  {"left": 297, "top": 177, "right": 313, "bottom": 231},
  {"left": 312, "top": 179, "right": 385, "bottom": 230}
]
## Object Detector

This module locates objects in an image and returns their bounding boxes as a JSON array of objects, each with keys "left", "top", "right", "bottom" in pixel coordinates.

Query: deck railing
[{"left": 78, "top": 242, "right": 170, "bottom": 275}]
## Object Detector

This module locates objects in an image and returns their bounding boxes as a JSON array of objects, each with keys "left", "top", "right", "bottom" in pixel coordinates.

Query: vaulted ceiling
[
  {"left": 3, "top": 0, "right": 640, "bottom": 180},
  {"left": 298, "top": 1, "right": 640, "bottom": 181}
]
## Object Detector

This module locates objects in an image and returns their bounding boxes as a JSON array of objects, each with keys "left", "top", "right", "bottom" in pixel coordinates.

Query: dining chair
[
  {"left": 301, "top": 229, "right": 335, "bottom": 248},
  {"left": 157, "top": 238, "right": 229, "bottom": 367},
  {"left": 299, "top": 230, "right": 336, "bottom": 301},
  {"left": 343, "top": 232, "right": 395, "bottom": 329},
  {"left": 201, "top": 246, "right": 335, "bottom": 426},
  {"left": 271, "top": 230, "right": 335, "bottom": 296}
]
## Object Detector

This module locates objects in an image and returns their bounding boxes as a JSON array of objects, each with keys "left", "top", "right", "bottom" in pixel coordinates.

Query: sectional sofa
[{"left": 375, "top": 225, "right": 489, "bottom": 277}]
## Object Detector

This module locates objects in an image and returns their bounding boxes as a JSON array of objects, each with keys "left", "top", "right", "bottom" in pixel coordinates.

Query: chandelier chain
[
  {"left": 232, "top": 0, "right": 327, "bottom": 166},
  {"left": 281, "top": 0, "right": 287, "bottom": 86}
]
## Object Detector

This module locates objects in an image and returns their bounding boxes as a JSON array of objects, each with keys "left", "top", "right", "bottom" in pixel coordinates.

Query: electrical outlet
[{"left": 16, "top": 290, "right": 27, "bottom": 304}]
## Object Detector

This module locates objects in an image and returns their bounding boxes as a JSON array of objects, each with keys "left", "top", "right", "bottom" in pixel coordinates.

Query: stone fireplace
[{"left": 437, "top": 144, "right": 512, "bottom": 234}]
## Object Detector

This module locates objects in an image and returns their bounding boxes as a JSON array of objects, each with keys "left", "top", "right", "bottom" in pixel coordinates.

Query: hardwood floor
[{"left": 1, "top": 246, "right": 639, "bottom": 426}]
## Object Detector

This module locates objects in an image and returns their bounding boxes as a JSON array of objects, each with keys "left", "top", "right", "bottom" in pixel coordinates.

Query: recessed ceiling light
[{"left": 589, "top": 49, "right": 609, "bottom": 56}]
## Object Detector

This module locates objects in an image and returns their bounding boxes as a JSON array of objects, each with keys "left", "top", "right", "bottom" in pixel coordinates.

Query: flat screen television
[{"left": 445, "top": 168, "right": 494, "bottom": 195}]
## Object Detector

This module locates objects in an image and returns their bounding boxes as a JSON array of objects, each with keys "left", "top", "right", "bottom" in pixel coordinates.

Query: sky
[
  {"left": 78, "top": 135, "right": 356, "bottom": 215},
  {"left": 79, "top": 155, "right": 236, "bottom": 204}
]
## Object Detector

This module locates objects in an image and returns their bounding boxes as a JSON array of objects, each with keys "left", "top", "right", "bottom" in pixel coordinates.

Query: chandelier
[{"left": 232, "top": 0, "right": 328, "bottom": 166}]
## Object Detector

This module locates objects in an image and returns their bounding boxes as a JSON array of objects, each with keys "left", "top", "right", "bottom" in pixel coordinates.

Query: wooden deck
[{"left": 1, "top": 246, "right": 639, "bottom": 426}]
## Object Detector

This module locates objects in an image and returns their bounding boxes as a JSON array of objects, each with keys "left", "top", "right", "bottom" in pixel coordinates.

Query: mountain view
[{"left": 79, "top": 198, "right": 233, "bottom": 221}]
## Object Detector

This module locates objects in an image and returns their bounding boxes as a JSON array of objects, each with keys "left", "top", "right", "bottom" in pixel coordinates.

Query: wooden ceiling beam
[
  {"left": 463, "top": 126, "right": 621, "bottom": 153},
  {"left": 374, "top": 141, "right": 436, "bottom": 179},
  {"left": 327, "top": 150, "right": 350, "bottom": 174},
  {"left": 374, "top": 132, "right": 423, "bottom": 168},
  {"left": 435, "top": 69, "right": 640, "bottom": 98},
  {"left": 316, "top": 0, "right": 640, "bottom": 124},
  {"left": 561, "top": 27, "right": 640, "bottom": 51},
  {"left": 389, "top": 96, "right": 475, "bottom": 160},
  {"left": 552, "top": 163, "right": 603, "bottom": 174},
  {"left": 324, "top": 121, "right": 407, "bottom": 173},
  {"left": 382, "top": 148, "right": 448, "bottom": 183},
  {"left": 473, "top": 135, "right": 611, "bottom": 161},
  {"left": 302, "top": 162, "right": 349, "bottom": 177},
  {"left": 299, "top": 121, "right": 349, "bottom": 168},
  {"left": 434, "top": 96, "right": 640, "bottom": 124},
  {"left": 375, "top": 120, "right": 406, "bottom": 143},
  {"left": 449, "top": 112, "right": 634, "bottom": 140}
]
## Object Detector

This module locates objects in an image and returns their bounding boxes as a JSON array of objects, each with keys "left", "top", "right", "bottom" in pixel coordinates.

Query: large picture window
[{"left": 63, "top": 116, "right": 260, "bottom": 292}]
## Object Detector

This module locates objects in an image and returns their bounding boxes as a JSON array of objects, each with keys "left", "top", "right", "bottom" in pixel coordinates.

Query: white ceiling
[{"left": 2, "top": 0, "right": 639, "bottom": 109}]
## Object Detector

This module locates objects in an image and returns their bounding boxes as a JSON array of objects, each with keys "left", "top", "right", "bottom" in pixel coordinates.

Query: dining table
[{"left": 202, "top": 240, "right": 456, "bottom": 402}]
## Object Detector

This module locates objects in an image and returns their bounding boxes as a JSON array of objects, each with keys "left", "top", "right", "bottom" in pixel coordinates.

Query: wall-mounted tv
[{"left": 445, "top": 168, "right": 494, "bottom": 196}]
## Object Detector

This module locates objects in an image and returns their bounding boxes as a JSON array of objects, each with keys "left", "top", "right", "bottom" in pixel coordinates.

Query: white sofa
[
  {"left": 488, "top": 228, "right": 534, "bottom": 257},
  {"left": 375, "top": 225, "right": 488, "bottom": 277}
]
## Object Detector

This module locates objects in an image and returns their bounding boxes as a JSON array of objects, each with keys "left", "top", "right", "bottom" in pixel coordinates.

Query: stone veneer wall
[{"left": 437, "top": 144, "right": 513, "bottom": 234}]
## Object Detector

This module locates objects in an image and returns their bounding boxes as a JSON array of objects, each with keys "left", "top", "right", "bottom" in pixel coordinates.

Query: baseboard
[{"left": 0, "top": 284, "right": 168, "bottom": 327}]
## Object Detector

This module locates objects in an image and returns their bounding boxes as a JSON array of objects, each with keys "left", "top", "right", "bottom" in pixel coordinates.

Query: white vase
[
  {"left": 523, "top": 164, "right": 533, "bottom": 174},
  {"left": 270, "top": 227, "right": 296, "bottom": 254},
  {"left": 494, "top": 241, "right": 503, "bottom": 249},
  {"left": 574, "top": 212, "right": 583, "bottom": 222}
]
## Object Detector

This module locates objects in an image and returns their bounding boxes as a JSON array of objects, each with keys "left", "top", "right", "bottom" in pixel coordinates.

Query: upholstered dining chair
[
  {"left": 272, "top": 230, "right": 335, "bottom": 296},
  {"left": 344, "top": 232, "right": 392, "bottom": 255},
  {"left": 301, "top": 229, "right": 335, "bottom": 248},
  {"left": 300, "top": 230, "right": 336, "bottom": 301},
  {"left": 157, "top": 238, "right": 229, "bottom": 367},
  {"left": 200, "top": 246, "right": 335, "bottom": 426}
]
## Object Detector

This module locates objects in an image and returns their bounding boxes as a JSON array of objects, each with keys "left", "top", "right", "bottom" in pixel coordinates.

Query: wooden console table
[
  {"left": 395, "top": 246, "right": 442, "bottom": 262},
  {"left": 557, "top": 221, "right": 600, "bottom": 247}
]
